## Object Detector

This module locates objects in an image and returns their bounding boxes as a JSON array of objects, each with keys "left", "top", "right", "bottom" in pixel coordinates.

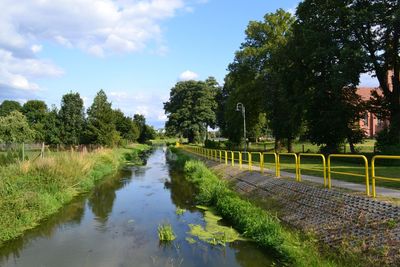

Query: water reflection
[
  {"left": 0, "top": 148, "right": 275, "bottom": 267},
  {"left": 88, "top": 169, "right": 132, "bottom": 225}
]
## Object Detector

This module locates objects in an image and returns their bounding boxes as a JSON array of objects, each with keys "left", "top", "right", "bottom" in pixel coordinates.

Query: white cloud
[
  {"left": 0, "top": 0, "right": 187, "bottom": 57},
  {"left": 0, "top": 0, "right": 196, "bottom": 93},
  {"left": 0, "top": 48, "right": 63, "bottom": 91},
  {"left": 31, "top": 44, "right": 42, "bottom": 53},
  {"left": 179, "top": 70, "right": 199, "bottom": 81}
]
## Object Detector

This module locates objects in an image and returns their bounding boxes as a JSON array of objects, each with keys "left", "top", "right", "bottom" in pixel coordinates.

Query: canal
[{"left": 0, "top": 147, "right": 275, "bottom": 267}]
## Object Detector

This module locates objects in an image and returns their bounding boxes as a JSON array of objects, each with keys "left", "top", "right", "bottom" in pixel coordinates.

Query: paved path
[{"left": 207, "top": 158, "right": 400, "bottom": 199}]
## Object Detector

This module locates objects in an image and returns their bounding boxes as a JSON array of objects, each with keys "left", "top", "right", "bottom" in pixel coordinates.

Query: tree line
[
  {"left": 0, "top": 90, "right": 156, "bottom": 147},
  {"left": 164, "top": 0, "right": 400, "bottom": 154}
]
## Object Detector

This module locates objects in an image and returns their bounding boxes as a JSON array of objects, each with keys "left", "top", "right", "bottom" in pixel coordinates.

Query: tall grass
[
  {"left": 0, "top": 146, "right": 148, "bottom": 245},
  {"left": 182, "top": 159, "right": 340, "bottom": 267}
]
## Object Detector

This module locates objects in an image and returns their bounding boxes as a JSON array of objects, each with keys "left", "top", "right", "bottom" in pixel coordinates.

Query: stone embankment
[{"left": 200, "top": 158, "right": 400, "bottom": 265}]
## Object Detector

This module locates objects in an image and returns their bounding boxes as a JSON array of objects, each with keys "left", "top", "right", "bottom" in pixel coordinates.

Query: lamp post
[{"left": 236, "top": 102, "right": 247, "bottom": 152}]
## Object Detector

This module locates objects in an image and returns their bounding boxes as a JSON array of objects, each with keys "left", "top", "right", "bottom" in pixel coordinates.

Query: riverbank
[
  {"left": 173, "top": 150, "right": 399, "bottom": 266},
  {"left": 0, "top": 144, "right": 149, "bottom": 245},
  {"left": 171, "top": 148, "right": 337, "bottom": 267}
]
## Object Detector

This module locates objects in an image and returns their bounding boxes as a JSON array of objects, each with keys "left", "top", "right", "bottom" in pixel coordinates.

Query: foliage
[
  {"left": 0, "top": 145, "right": 149, "bottom": 244},
  {"left": 295, "top": 0, "right": 366, "bottom": 153},
  {"left": 59, "top": 92, "right": 85, "bottom": 145},
  {"left": 86, "top": 90, "right": 118, "bottom": 146},
  {"left": 181, "top": 158, "right": 337, "bottom": 266},
  {"left": 114, "top": 109, "right": 140, "bottom": 142},
  {"left": 157, "top": 223, "right": 176, "bottom": 241},
  {"left": 375, "top": 128, "right": 400, "bottom": 155},
  {"left": 133, "top": 114, "right": 156, "bottom": 144},
  {"left": 0, "top": 111, "right": 35, "bottom": 144},
  {"left": 43, "top": 106, "right": 61, "bottom": 145},
  {"left": 347, "top": 0, "right": 400, "bottom": 143},
  {"left": 0, "top": 100, "right": 22, "bottom": 117},
  {"left": 22, "top": 100, "right": 48, "bottom": 142},
  {"left": 222, "top": 9, "right": 303, "bottom": 151},
  {"left": 164, "top": 78, "right": 219, "bottom": 143}
]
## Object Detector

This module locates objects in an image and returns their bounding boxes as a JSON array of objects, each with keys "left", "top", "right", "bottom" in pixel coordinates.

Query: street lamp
[{"left": 236, "top": 102, "right": 247, "bottom": 152}]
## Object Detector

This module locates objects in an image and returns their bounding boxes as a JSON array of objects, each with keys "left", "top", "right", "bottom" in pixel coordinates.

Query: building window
[{"left": 363, "top": 113, "right": 369, "bottom": 126}]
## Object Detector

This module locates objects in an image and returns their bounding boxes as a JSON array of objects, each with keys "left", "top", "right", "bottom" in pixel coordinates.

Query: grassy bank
[
  {"left": 172, "top": 148, "right": 357, "bottom": 267},
  {"left": 0, "top": 144, "right": 149, "bottom": 245}
]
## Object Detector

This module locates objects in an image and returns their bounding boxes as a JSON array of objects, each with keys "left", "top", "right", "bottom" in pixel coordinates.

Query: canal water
[{"left": 0, "top": 148, "right": 275, "bottom": 267}]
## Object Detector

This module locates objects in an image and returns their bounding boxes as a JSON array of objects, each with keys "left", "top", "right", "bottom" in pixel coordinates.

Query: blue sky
[{"left": 0, "top": 0, "right": 378, "bottom": 128}]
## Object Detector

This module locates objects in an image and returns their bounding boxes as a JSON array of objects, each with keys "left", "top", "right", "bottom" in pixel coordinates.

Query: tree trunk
[
  {"left": 274, "top": 139, "right": 282, "bottom": 152},
  {"left": 287, "top": 138, "right": 293, "bottom": 153},
  {"left": 188, "top": 131, "right": 195, "bottom": 144},
  {"left": 348, "top": 141, "right": 355, "bottom": 154}
]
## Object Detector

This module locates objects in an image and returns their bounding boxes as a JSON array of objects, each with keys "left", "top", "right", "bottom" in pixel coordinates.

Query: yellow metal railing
[
  {"left": 298, "top": 153, "right": 327, "bottom": 187},
  {"left": 371, "top": 155, "right": 400, "bottom": 198},
  {"left": 180, "top": 146, "right": 400, "bottom": 198},
  {"left": 328, "top": 154, "right": 370, "bottom": 196},
  {"left": 262, "top": 152, "right": 279, "bottom": 176},
  {"left": 250, "top": 152, "right": 262, "bottom": 172},
  {"left": 278, "top": 153, "right": 299, "bottom": 181}
]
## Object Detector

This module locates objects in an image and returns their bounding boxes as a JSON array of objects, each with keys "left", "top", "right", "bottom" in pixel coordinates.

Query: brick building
[{"left": 356, "top": 87, "right": 387, "bottom": 138}]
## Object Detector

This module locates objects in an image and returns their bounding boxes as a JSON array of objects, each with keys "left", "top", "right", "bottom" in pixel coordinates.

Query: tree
[
  {"left": 43, "top": 106, "right": 61, "bottom": 145},
  {"left": 222, "top": 9, "right": 302, "bottom": 151},
  {"left": 0, "top": 100, "right": 22, "bottom": 117},
  {"left": 114, "top": 109, "right": 139, "bottom": 142},
  {"left": 59, "top": 92, "right": 85, "bottom": 145},
  {"left": 164, "top": 79, "right": 218, "bottom": 143},
  {"left": 348, "top": 0, "right": 400, "bottom": 144},
  {"left": 22, "top": 100, "right": 48, "bottom": 142},
  {"left": 86, "top": 90, "right": 117, "bottom": 146},
  {"left": 0, "top": 111, "right": 35, "bottom": 144},
  {"left": 295, "top": 0, "right": 366, "bottom": 153}
]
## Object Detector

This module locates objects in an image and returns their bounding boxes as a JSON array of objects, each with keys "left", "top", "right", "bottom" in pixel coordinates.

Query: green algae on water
[
  {"left": 176, "top": 207, "right": 186, "bottom": 215},
  {"left": 187, "top": 207, "right": 244, "bottom": 246}
]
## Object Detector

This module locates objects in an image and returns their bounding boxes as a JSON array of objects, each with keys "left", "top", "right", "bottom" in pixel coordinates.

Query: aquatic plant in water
[
  {"left": 158, "top": 223, "right": 176, "bottom": 241},
  {"left": 175, "top": 207, "right": 186, "bottom": 215}
]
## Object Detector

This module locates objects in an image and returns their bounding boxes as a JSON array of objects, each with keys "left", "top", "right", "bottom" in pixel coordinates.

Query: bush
[{"left": 375, "top": 128, "right": 400, "bottom": 154}]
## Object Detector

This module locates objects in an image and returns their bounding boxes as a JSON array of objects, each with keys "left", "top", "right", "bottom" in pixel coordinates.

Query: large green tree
[
  {"left": 222, "top": 9, "right": 302, "bottom": 150},
  {"left": 348, "top": 0, "right": 400, "bottom": 144},
  {"left": 59, "top": 92, "right": 85, "bottom": 145},
  {"left": 114, "top": 109, "right": 140, "bottom": 142},
  {"left": 295, "top": 0, "right": 366, "bottom": 153},
  {"left": 21, "top": 100, "right": 48, "bottom": 142},
  {"left": 86, "top": 90, "right": 117, "bottom": 146},
  {"left": 0, "top": 111, "right": 35, "bottom": 144},
  {"left": 0, "top": 100, "right": 22, "bottom": 117},
  {"left": 43, "top": 106, "right": 61, "bottom": 145},
  {"left": 164, "top": 79, "right": 218, "bottom": 143}
]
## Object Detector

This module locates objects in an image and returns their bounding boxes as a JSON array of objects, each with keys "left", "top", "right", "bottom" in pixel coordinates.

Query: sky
[{"left": 0, "top": 0, "right": 379, "bottom": 128}]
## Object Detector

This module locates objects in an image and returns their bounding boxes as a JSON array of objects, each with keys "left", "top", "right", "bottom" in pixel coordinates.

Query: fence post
[
  {"left": 22, "top": 143, "right": 25, "bottom": 161},
  {"left": 41, "top": 142, "right": 45, "bottom": 158}
]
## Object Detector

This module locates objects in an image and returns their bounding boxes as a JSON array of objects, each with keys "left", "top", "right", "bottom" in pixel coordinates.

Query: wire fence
[{"left": 0, "top": 143, "right": 104, "bottom": 165}]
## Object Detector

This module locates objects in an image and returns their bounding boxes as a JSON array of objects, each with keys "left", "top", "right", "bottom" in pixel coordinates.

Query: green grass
[
  {"left": 158, "top": 223, "right": 176, "bottom": 241},
  {"left": 0, "top": 145, "right": 149, "bottom": 245},
  {"left": 174, "top": 149, "right": 389, "bottom": 266},
  {"left": 275, "top": 156, "right": 400, "bottom": 190},
  {"left": 180, "top": 157, "right": 338, "bottom": 267},
  {"left": 239, "top": 139, "right": 376, "bottom": 153}
]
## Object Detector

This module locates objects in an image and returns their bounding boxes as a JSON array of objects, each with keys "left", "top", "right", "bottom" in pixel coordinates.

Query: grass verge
[
  {"left": 0, "top": 144, "right": 149, "bottom": 245},
  {"left": 172, "top": 148, "right": 344, "bottom": 267}
]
